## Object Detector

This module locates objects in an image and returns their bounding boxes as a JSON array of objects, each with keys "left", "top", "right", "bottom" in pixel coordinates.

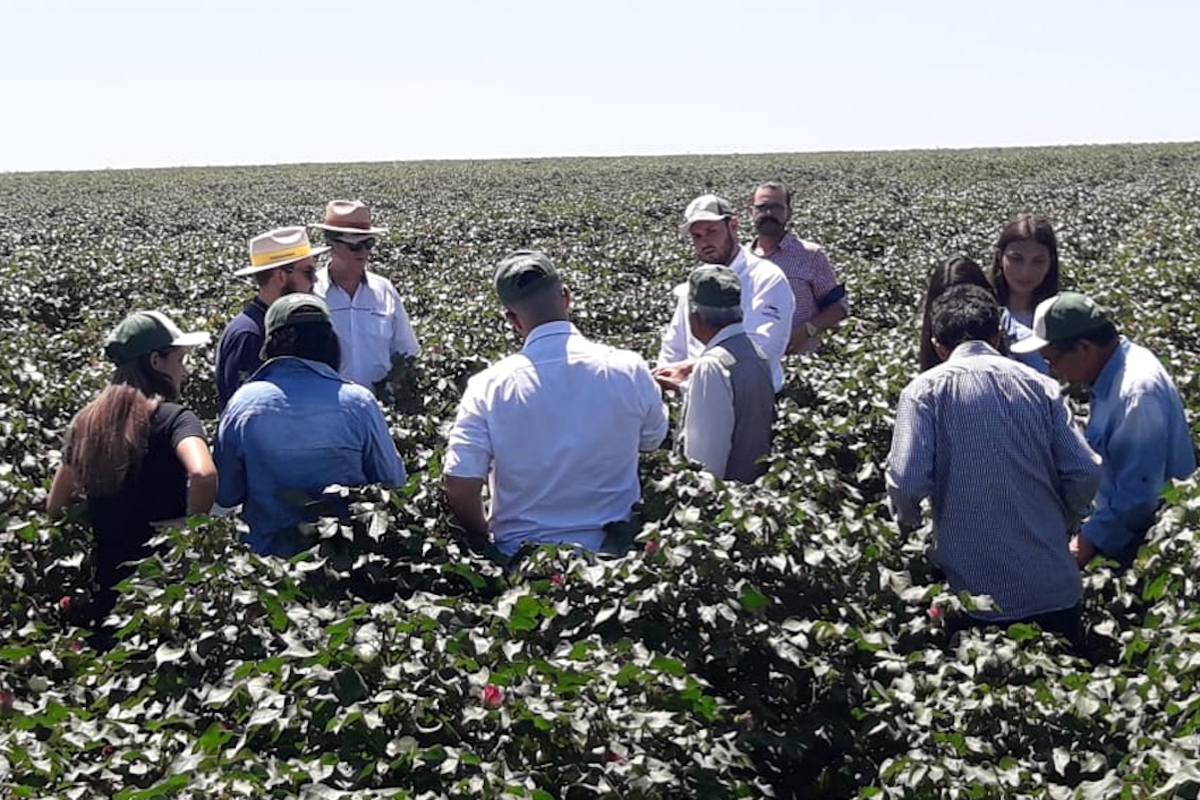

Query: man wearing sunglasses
[
  {"left": 216, "top": 226, "right": 326, "bottom": 411},
  {"left": 313, "top": 200, "right": 420, "bottom": 390}
]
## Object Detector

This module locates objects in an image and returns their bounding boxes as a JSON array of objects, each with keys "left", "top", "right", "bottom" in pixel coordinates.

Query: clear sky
[{"left": 3, "top": 0, "right": 1196, "bottom": 172}]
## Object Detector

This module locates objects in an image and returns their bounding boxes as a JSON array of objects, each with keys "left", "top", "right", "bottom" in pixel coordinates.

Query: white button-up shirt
[
  {"left": 657, "top": 246, "right": 794, "bottom": 391},
  {"left": 314, "top": 268, "right": 420, "bottom": 388},
  {"left": 444, "top": 321, "right": 668, "bottom": 555}
]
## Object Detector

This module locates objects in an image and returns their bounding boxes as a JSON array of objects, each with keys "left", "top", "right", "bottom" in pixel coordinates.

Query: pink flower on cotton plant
[{"left": 482, "top": 684, "right": 505, "bottom": 709}]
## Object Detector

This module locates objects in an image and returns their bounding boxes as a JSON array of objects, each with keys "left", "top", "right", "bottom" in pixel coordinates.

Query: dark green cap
[
  {"left": 688, "top": 265, "right": 742, "bottom": 308},
  {"left": 264, "top": 293, "right": 332, "bottom": 337},
  {"left": 494, "top": 250, "right": 560, "bottom": 304},
  {"left": 104, "top": 311, "right": 210, "bottom": 365},
  {"left": 1010, "top": 291, "right": 1114, "bottom": 353}
]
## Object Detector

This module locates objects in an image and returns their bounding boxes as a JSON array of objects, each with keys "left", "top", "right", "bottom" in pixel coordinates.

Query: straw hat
[
  {"left": 312, "top": 200, "right": 389, "bottom": 236},
  {"left": 235, "top": 227, "right": 330, "bottom": 277}
]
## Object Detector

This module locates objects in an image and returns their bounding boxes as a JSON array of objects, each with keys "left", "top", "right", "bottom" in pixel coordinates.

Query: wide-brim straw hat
[
  {"left": 312, "top": 199, "right": 389, "bottom": 236},
  {"left": 235, "top": 226, "right": 331, "bottom": 277}
]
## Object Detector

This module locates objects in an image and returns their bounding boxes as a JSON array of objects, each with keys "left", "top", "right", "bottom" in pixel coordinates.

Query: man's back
[
  {"left": 445, "top": 321, "right": 667, "bottom": 553},
  {"left": 887, "top": 341, "right": 1099, "bottom": 620}
]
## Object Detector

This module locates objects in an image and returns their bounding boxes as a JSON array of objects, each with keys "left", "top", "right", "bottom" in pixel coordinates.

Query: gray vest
[{"left": 709, "top": 332, "right": 775, "bottom": 482}]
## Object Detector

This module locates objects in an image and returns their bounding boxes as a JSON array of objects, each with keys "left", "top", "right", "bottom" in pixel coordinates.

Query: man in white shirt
[
  {"left": 678, "top": 266, "right": 775, "bottom": 482},
  {"left": 654, "top": 194, "right": 794, "bottom": 393},
  {"left": 312, "top": 200, "right": 420, "bottom": 390},
  {"left": 443, "top": 250, "right": 669, "bottom": 557}
]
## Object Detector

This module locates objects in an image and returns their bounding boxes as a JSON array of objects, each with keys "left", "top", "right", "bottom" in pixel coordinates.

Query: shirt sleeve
[
  {"left": 388, "top": 286, "right": 421, "bottom": 358},
  {"left": 656, "top": 285, "right": 691, "bottom": 366},
  {"left": 444, "top": 377, "right": 494, "bottom": 479},
  {"left": 744, "top": 273, "right": 795, "bottom": 370},
  {"left": 166, "top": 406, "right": 208, "bottom": 448},
  {"left": 682, "top": 356, "right": 735, "bottom": 478},
  {"left": 885, "top": 386, "right": 934, "bottom": 529},
  {"left": 1083, "top": 392, "right": 1176, "bottom": 554},
  {"left": 359, "top": 398, "right": 408, "bottom": 486},
  {"left": 635, "top": 359, "right": 669, "bottom": 451},
  {"left": 217, "top": 331, "right": 263, "bottom": 410},
  {"left": 1047, "top": 391, "right": 1101, "bottom": 523},
  {"left": 214, "top": 405, "right": 247, "bottom": 507},
  {"left": 809, "top": 250, "right": 847, "bottom": 312}
]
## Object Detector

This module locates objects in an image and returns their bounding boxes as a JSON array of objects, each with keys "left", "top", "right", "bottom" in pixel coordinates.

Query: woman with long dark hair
[
  {"left": 990, "top": 215, "right": 1061, "bottom": 373},
  {"left": 918, "top": 256, "right": 995, "bottom": 372},
  {"left": 47, "top": 311, "right": 217, "bottom": 627}
]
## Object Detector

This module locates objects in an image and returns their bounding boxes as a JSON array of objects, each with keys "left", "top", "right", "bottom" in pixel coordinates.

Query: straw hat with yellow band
[{"left": 234, "top": 227, "right": 331, "bottom": 277}]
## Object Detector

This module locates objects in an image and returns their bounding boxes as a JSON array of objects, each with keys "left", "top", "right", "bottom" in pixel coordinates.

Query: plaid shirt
[{"left": 751, "top": 233, "right": 847, "bottom": 352}]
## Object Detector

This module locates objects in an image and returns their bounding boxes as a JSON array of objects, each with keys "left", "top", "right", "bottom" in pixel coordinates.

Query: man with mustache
[
  {"left": 748, "top": 181, "right": 849, "bottom": 355},
  {"left": 654, "top": 194, "right": 794, "bottom": 393}
]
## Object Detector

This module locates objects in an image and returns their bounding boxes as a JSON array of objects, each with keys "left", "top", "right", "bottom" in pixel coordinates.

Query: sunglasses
[{"left": 333, "top": 237, "right": 376, "bottom": 252}]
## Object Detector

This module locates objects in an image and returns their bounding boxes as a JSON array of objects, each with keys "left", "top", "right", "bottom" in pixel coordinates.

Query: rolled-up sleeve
[
  {"left": 444, "top": 378, "right": 493, "bottom": 479},
  {"left": 656, "top": 285, "right": 690, "bottom": 366}
]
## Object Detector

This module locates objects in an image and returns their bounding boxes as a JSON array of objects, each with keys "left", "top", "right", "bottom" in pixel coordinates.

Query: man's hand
[
  {"left": 1069, "top": 533, "right": 1097, "bottom": 567},
  {"left": 652, "top": 360, "right": 695, "bottom": 392},
  {"left": 787, "top": 324, "right": 813, "bottom": 355}
]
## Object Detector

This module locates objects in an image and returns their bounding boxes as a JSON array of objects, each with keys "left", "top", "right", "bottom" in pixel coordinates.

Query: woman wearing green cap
[{"left": 47, "top": 311, "right": 217, "bottom": 630}]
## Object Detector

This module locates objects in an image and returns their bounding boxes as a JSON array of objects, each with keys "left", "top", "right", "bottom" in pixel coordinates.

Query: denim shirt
[
  {"left": 1001, "top": 308, "right": 1051, "bottom": 375},
  {"left": 216, "top": 357, "right": 407, "bottom": 556},
  {"left": 1082, "top": 339, "right": 1196, "bottom": 554}
]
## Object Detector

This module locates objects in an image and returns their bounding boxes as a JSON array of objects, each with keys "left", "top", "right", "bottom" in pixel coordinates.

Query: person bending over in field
[
  {"left": 917, "top": 256, "right": 997, "bottom": 372},
  {"left": 48, "top": 311, "right": 216, "bottom": 630},
  {"left": 887, "top": 285, "right": 1100, "bottom": 644},
  {"left": 746, "top": 181, "right": 849, "bottom": 355},
  {"left": 215, "top": 294, "right": 407, "bottom": 557},
  {"left": 444, "top": 251, "right": 668, "bottom": 558},
  {"left": 990, "top": 215, "right": 1062, "bottom": 375},
  {"left": 312, "top": 200, "right": 420, "bottom": 392},
  {"left": 655, "top": 194, "right": 794, "bottom": 394},
  {"left": 677, "top": 265, "right": 775, "bottom": 483},
  {"left": 1013, "top": 292, "right": 1196, "bottom": 568},
  {"left": 215, "top": 227, "right": 326, "bottom": 411}
]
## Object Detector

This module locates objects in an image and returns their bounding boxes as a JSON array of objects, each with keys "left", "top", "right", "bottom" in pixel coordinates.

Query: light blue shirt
[
  {"left": 1082, "top": 338, "right": 1195, "bottom": 555},
  {"left": 216, "top": 357, "right": 407, "bottom": 556},
  {"left": 887, "top": 341, "right": 1100, "bottom": 621},
  {"left": 1002, "top": 308, "right": 1051, "bottom": 374}
]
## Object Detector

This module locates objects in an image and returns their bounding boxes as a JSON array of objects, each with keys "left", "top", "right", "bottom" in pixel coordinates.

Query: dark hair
[
  {"left": 990, "top": 215, "right": 1061, "bottom": 308},
  {"left": 1049, "top": 322, "right": 1119, "bottom": 354},
  {"left": 262, "top": 323, "right": 341, "bottom": 370},
  {"left": 931, "top": 284, "right": 1001, "bottom": 353},
  {"left": 919, "top": 257, "right": 994, "bottom": 371},
  {"left": 63, "top": 350, "right": 177, "bottom": 497},
  {"left": 254, "top": 267, "right": 279, "bottom": 288},
  {"left": 754, "top": 181, "right": 792, "bottom": 210}
]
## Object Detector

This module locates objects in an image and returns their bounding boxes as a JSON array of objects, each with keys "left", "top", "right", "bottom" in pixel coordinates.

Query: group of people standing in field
[{"left": 45, "top": 183, "right": 1194, "bottom": 647}]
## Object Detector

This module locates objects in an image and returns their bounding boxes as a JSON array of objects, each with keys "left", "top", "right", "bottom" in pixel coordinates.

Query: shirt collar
[
  {"left": 751, "top": 231, "right": 795, "bottom": 259},
  {"left": 946, "top": 339, "right": 1001, "bottom": 361},
  {"left": 254, "top": 355, "right": 345, "bottom": 382},
  {"left": 1091, "top": 338, "right": 1129, "bottom": 398},
  {"left": 703, "top": 322, "right": 746, "bottom": 352},
  {"left": 523, "top": 320, "right": 577, "bottom": 349}
]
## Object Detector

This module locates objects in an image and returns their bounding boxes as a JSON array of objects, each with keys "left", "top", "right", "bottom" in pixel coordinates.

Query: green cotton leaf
[
  {"left": 0, "top": 646, "right": 36, "bottom": 661},
  {"left": 443, "top": 562, "right": 487, "bottom": 590},
  {"left": 1007, "top": 623, "right": 1040, "bottom": 642},
  {"left": 740, "top": 584, "right": 770, "bottom": 612},
  {"left": 1143, "top": 572, "right": 1171, "bottom": 601},
  {"left": 650, "top": 655, "right": 687, "bottom": 677}
]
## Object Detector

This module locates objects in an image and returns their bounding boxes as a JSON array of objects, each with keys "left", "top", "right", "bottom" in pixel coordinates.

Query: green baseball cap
[
  {"left": 1010, "top": 291, "right": 1114, "bottom": 353},
  {"left": 688, "top": 265, "right": 742, "bottom": 308},
  {"left": 494, "top": 250, "right": 560, "bottom": 304},
  {"left": 104, "top": 311, "right": 210, "bottom": 365},
  {"left": 264, "top": 293, "right": 332, "bottom": 337}
]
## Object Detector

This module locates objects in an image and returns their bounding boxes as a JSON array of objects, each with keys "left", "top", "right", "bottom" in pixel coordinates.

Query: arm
[
  {"left": 1047, "top": 391, "right": 1101, "bottom": 524},
  {"left": 217, "top": 331, "right": 263, "bottom": 410},
  {"left": 360, "top": 400, "right": 408, "bottom": 486},
  {"left": 176, "top": 436, "right": 218, "bottom": 516},
  {"left": 1081, "top": 393, "right": 1175, "bottom": 555},
  {"left": 214, "top": 411, "right": 247, "bottom": 508},
  {"left": 444, "top": 476, "right": 489, "bottom": 543},
  {"left": 681, "top": 358, "right": 735, "bottom": 478},
  {"left": 655, "top": 286, "right": 691, "bottom": 368},
  {"left": 788, "top": 253, "right": 848, "bottom": 353},
  {"left": 635, "top": 360, "right": 669, "bottom": 451},
  {"left": 389, "top": 288, "right": 421, "bottom": 357},
  {"left": 743, "top": 274, "right": 795, "bottom": 370},
  {"left": 47, "top": 462, "right": 82, "bottom": 518},
  {"left": 885, "top": 388, "right": 934, "bottom": 531}
]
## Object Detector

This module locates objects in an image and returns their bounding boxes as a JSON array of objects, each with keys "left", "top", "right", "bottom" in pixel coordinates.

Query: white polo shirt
[
  {"left": 314, "top": 268, "right": 420, "bottom": 388},
  {"left": 444, "top": 321, "right": 668, "bottom": 555},
  {"left": 657, "top": 246, "right": 794, "bottom": 392}
]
